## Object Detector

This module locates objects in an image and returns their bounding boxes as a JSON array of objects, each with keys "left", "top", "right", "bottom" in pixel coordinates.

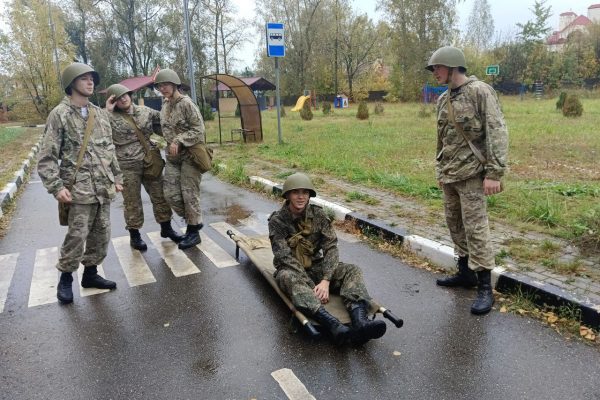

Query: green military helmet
[
  {"left": 107, "top": 83, "right": 132, "bottom": 100},
  {"left": 425, "top": 46, "right": 467, "bottom": 71},
  {"left": 282, "top": 173, "right": 317, "bottom": 198},
  {"left": 154, "top": 68, "right": 181, "bottom": 86},
  {"left": 61, "top": 63, "right": 100, "bottom": 94}
]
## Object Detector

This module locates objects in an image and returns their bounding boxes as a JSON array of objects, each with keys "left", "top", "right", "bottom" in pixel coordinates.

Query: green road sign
[{"left": 486, "top": 65, "right": 500, "bottom": 76}]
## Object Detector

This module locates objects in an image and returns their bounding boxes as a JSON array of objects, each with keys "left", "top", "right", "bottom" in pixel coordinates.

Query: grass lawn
[
  {"left": 0, "top": 125, "right": 42, "bottom": 189},
  {"left": 206, "top": 96, "right": 600, "bottom": 249}
]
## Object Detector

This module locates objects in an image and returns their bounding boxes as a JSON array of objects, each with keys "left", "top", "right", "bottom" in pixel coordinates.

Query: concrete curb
[
  {"left": 0, "top": 143, "right": 40, "bottom": 221},
  {"left": 248, "top": 175, "right": 600, "bottom": 329}
]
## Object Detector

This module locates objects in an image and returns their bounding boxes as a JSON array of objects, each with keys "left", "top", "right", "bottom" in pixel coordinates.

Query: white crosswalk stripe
[
  {"left": 146, "top": 231, "right": 201, "bottom": 277},
  {"left": 29, "top": 247, "right": 60, "bottom": 307},
  {"left": 0, "top": 253, "right": 18, "bottom": 313},
  {"left": 112, "top": 236, "right": 156, "bottom": 286},
  {"left": 198, "top": 232, "right": 239, "bottom": 268}
]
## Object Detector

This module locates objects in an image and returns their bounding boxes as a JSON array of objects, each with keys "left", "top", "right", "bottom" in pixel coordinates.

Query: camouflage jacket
[
  {"left": 109, "top": 104, "right": 161, "bottom": 166},
  {"left": 38, "top": 96, "right": 123, "bottom": 204},
  {"left": 160, "top": 94, "right": 205, "bottom": 148},
  {"left": 436, "top": 77, "right": 508, "bottom": 183},
  {"left": 268, "top": 203, "right": 338, "bottom": 280}
]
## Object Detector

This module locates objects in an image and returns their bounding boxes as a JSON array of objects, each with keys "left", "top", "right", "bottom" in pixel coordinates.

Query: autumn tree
[
  {"left": 380, "top": 0, "right": 459, "bottom": 101},
  {"left": 464, "top": 0, "right": 494, "bottom": 52},
  {"left": 338, "top": 14, "right": 380, "bottom": 100},
  {"left": 1, "top": 0, "right": 74, "bottom": 118}
]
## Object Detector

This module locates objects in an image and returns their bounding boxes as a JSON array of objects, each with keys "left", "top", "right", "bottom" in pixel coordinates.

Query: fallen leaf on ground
[
  {"left": 580, "top": 326, "right": 590, "bottom": 337},
  {"left": 584, "top": 333, "right": 596, "bottom": 341},
  {"left": 500, "top": 306, "right": 507, "bottom": 313},
  {"left": 517, "top": 309, "right": 526, "bottom": 315},
  {"left": 547, "top": 315, "right": 558, "bottom": 324},
  {"left": 393, "top": 351, "right": 401, "bottom": 356}
]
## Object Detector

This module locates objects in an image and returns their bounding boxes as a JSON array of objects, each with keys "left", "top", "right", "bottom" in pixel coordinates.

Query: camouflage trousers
[
  {"left": 121, "top": 162, "right": 172, "bottom": 230},
  {"left": 164, "top": 156, "right": 203, "bottom": 225},
  {"left": 58, "top": 202, "right": 111, "bottom": 273},
  {"left": 275, "top": 261, "right": 371, "bottom": 314},
  {"left": 442, "top": 176, "right": 494, "bottom": 271}
]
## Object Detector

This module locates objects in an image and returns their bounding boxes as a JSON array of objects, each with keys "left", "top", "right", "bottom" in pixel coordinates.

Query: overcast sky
[
  {"left": 231, "top": 0, "right": 597, "bottom": 70},
  {"left": 1, "top": 0, "right": 596, "bottom": 71}
]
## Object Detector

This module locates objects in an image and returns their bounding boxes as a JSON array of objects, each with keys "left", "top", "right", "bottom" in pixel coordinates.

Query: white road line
[
  {"left": 29, "top": 247, "right": 59, "bottom": 307},
  {"left": 271, "top": 368, "right": 316, "bottom": 400},
  {"left": 198, "top": 232, "right": 239, "bottom": 268},
  {"left": 78, "top": 265, "right": 110, "bottom": 297},
  {"left": 237, "top": 215, "right": 269, "bottom": 235},
  {"left": 147, "top": 231, "right": 200, "bottom": 277},
  {"left": 112, "top": 236, "right": 156, "bottom": 286},
  {"left": 210, "top": 221, "right": 243, "bottom": 241},
  {"left": 0, "top": 253, "right": 19, "bottom": 313}
]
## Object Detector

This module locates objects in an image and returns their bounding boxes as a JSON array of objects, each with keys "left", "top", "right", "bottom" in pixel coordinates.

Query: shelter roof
[{"left": 212, "top": 77, "right": 275, "bottom": 91}]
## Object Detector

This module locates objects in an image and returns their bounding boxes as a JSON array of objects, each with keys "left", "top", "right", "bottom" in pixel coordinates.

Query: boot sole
[
  {"left": 161, "top": 232, "right": 184, "bottom": 243},
  {"left": 57, "top": 296, "right": 73, "bottom": 304},
  {"left": 178, "top": 239, "right": 201, "bottom": 250},
  {"left": 81, "top": 281, "right": 117, "bottom": 290},
  {"left": 471, "top": 303, "right": 494, "bottom": 315}
]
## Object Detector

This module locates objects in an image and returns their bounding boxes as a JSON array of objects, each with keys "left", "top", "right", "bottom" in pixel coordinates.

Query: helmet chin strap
[{"left": 446, "top": 67, "right": 454, "bottom": 86}]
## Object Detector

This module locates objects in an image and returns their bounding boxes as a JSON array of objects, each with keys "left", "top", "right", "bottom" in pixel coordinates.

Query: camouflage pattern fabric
[
  {"left": 436, "top": 77, "right": 508, "bottom": 183},
  {"left": 164, "top": 157, "right": 203, "bottom": 225},
  {"left": 109, "top": 105, "right": 171, "bottom": 229},
  {"left": 38, "top": 96, "right": 123, "bottom": 204},
  {"left": 38, "top": 96, "right": 122, "bottom": 272},
  {"left": 160, "top": 95, "right": 205, "bottom": 225},
  {"left": 58, "top": 203, "right": 111, "bottom": 273},
  {"left": 121, "top": 162, "right": 172, "bottom": 230},
  {"left": 442, "top": 176, "right": 494, "bottom": 271},
  {"left": 160, "top": 95, "right": 205, "bottom": 148},
  {"left": 268, "top": 203, "right": 371, "bottom": 314},
  {"left": 109, "top": 104, "right": 161, "bottom": 166}
]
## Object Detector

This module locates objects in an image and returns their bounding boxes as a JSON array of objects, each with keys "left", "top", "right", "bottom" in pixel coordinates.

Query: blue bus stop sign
[{"left": 266, "top": 23, "right": 285, "bottom": 57}]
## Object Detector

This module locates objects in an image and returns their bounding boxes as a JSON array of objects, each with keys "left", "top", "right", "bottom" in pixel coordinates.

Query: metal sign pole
[
  {"left": 275, "top": 58, "right": 282, "bottom": 145},
  {"left": 183, "top": 0, "right": 197, "bottom": 104}
]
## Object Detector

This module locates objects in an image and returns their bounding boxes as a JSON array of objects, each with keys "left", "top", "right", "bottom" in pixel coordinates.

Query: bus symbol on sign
[
  {"left": 486, "top": 65, "right": 500, "bottom": 76},
  {"left": 266, "top": 22, "right": 285, "bottom": 58}
]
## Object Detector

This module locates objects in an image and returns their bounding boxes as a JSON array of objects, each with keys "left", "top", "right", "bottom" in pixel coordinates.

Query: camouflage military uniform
[
  {"left": 109, "top": 104, "right": 172, "bottom": 230},
  {"left": 38, "top": 96, "right": 123, "bottom": 272},
  {"left": 436, "top": 77, "right": 508, "bottom": 271},
  {"left": 160, "top": 95, "right": 205, "bottom": 225},
  {"left": 268, "top": 203, "right": 371, "bottom": 314}
]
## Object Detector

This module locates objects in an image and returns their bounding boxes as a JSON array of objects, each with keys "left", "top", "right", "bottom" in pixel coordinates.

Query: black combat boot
[
  {"left": 349, "top": 300, "right": 387, "bottom": 345},
  {"left": 178, "top": 224, "right": 203, "bottom": 250},
  {"left": 160, "top": 221, "right": 184, "bottom": 243},
  {"left": 471, "top": 269, "right": 494, "bottom": 315},
  {"left": 129, "top": 229, "right": 148, "bottom": 251},
  {"left": 81, "top": 266, "right": 117, "bottom": 290},
  {"left": 436, "top": 256, "right": 477, "bottom": 288},
  {"left": 312, "top": 306, "right": 352, "bottom": 346},
  {"left": 57, "top": 272, "right": 74, "bottom": 304}
]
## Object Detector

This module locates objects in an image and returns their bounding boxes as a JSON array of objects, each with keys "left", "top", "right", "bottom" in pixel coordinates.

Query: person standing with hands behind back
[
  {"left": 426, "top": 46, "right": 508, "bottom": 315},
  {"left": 154, "top": 69, "right": 206, "bottom": 250}
]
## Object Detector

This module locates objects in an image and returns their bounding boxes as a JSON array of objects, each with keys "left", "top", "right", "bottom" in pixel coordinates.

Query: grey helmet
[
  {"left": 154, "top": 68, "right": 181, "bottom": 86},
  {"left": 282, "top": 173, "right": 316, "bottom": 198},
  {"left": 426, "top": 46, "right": 467, "bottom": 71},
  {"left": 106, "top": 83, "right": 132, "bottom": 100},
  {"left": 61, "top": 63, "right": 100, "bottom": 94}
]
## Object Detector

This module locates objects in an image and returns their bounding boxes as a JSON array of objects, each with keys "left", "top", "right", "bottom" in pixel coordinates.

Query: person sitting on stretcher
[{"left": 268, "top": 173, "right": 387, "bottom": 345}]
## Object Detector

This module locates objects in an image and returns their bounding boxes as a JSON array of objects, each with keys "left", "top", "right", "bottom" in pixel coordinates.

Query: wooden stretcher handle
[{"left": 380, "top": 307, "right": 404, "bottom": 328}]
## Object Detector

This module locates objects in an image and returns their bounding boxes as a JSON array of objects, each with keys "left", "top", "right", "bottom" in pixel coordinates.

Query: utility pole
[
  {"left": 48, "top": 0, "right": 62, "bottom": 88},
  {"left": 183, "top": 0, "right": 197, "bottom": 104}
]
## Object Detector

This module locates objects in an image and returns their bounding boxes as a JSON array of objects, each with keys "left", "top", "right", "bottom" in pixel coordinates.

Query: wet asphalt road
[{"left": 1, "top": 172, "right": 599, "bottom": 400}]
